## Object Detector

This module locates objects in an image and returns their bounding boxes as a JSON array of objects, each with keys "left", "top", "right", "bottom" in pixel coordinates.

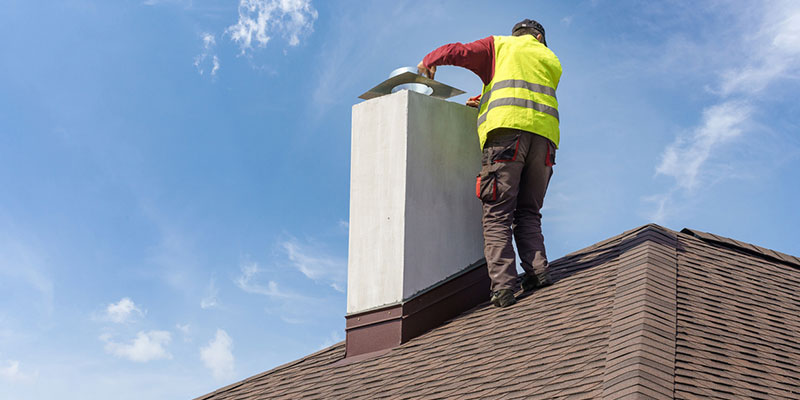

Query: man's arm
[{"left": 417, "top": 36, "right": 495, "bottom": 86}]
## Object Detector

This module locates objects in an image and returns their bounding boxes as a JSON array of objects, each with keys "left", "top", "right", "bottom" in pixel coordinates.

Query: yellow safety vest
[{"left": 477, "top": 35, "right": 562, "bottom": 149}]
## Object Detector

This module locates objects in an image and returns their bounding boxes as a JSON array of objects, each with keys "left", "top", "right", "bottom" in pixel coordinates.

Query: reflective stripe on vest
[
  {"left": 476, "top": 35, "right": 562, "bottom": 150},
  {"left": 478, "top": 79, "right": 557, "bottom": 110},
  {"left": 477, "top": 97, "right": 559, "bottom": 126}
]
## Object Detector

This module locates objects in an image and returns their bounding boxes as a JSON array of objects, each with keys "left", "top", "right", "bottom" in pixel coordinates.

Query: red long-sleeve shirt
[{"left": 422, "top": 36, "right": 496, "bottom": 86}]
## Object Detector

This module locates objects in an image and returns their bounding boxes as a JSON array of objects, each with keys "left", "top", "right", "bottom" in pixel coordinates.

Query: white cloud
[
  {"left": 194, "top": 33, "right": 220, "bottom": 76},
  {"left": 719, "top": 4, "right": 800, "bottom": 96},
  {"left": 227, "top": 0, "right": 318, "bottom": 54},
  {"left": 105, "top": 297, "right": 144, "bottom": 323},
  {"left": 234, "top": 262, "right": 296, "bottom": 299},
  {"left": 235, "top": 259, "right": 339, "bottom": 324},
  {"left": 648, "top": 1, "right": 800, "bottom": 221},
  {"left": 200, "top": 279, "right": 220, "bottom": 309},
  {"left": 176, "top": 323, "right": 191, "bottom": 343},
  {"left": 200, "top": 329, "right": 234, "bottom": 380},
  {"left": 655, "top": 100, "right": 752, "bottom": 190},
  {"left": 0, "top": 359, "right": 36, "bottom": 383},
  {"left": 281, "top": 238, "right": 346, "bottom": 292},
  {"left": 102, "top": 331, "right": 172, "bottom": 362}
]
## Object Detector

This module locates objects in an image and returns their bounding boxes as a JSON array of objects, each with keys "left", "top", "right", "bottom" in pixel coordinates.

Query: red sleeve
[{"left": 423, "top": 36, "right": 495, "bottom": 86}]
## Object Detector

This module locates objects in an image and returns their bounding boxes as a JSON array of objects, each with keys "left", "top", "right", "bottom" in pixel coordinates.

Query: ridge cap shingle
[
  {"left": 600, "top": 226, "right": 678, "bottom": 399},
  {"left": 556, "top": 224, "right": 677, "bottom": 261},
  {"left": 680, "top": 228, "right": 800, "bottom": 269}
]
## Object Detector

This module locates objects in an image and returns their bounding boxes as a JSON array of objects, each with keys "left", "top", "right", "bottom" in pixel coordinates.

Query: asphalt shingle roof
[{"left": 195, "top": 224, "right": 800, "bottom": 400}]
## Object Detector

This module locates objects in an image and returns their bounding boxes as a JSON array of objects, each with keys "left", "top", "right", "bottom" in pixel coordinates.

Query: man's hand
[
  {"left": 466, "top": 94, "right": 481, "bottom": 108},
  {"left": 417, "top": 60, "right": 436, "bottom": 80}
]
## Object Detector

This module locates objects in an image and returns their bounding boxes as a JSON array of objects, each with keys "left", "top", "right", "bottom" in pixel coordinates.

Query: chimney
[{"left": 345, "top": 85, "right": 490, "bottom": 358}]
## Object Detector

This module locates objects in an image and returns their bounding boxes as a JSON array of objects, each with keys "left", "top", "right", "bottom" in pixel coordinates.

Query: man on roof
[{"left": 418, "top": 19, "right": 562, "bottom": 308}]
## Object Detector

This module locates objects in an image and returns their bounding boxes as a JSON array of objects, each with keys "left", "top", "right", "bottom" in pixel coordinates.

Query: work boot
[
  {"left": 490, "top": 289, "right": 517, "bottom": 308},
  {"left": 521, "top": 272, "right": 552, "bottom": 292}
]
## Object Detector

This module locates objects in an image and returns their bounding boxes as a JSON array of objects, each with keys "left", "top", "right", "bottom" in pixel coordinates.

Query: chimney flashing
[{"left": 344, "top": 258, "right": 489, "bottom": 358}]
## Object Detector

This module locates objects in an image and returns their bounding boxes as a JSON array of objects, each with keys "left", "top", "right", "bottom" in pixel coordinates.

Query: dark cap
[{"left": 512, "top": 19, "right": 547, "bottom": 46}]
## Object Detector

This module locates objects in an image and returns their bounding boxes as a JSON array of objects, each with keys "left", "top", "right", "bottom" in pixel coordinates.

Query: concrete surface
[{"left": 347, "top": 90, "right": 484, "bottom": 314}]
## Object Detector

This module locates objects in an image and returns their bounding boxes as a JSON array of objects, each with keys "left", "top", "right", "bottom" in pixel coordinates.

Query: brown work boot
[
  {"left": 490, "top": 289, "right": 517, "bottom": 307},
  {"left": 521, "top": 272, "right": 552, "bottom": 292}
]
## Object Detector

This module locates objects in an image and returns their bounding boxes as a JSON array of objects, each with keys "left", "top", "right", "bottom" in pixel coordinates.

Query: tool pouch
[
  {"left": 545, "top": 140, "right": 556, "bottom": 167},
  {"left": 476, "top": 170, "right": 498, "bottom": 202}
]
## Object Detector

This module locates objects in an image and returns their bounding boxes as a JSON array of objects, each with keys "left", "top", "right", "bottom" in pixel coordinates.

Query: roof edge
[
  {"left": 192, "top": 342, "right": 345, "bottom": 400},
  {"left": 681, "top": 228, "right": 800, "bottom": 269}
]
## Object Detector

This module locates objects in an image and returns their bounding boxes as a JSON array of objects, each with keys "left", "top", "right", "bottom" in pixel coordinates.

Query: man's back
[{"left": 418, "top": 19, "right": 560, "bottom": 308}]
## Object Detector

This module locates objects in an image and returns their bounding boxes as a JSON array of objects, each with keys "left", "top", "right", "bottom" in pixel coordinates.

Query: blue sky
[{"left": 1, "top": 0, "right": 799, "bottom": 399}]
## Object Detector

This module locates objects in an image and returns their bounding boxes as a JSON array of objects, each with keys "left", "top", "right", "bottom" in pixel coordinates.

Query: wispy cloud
[
  {"left": 0, "top": 359, "right": 36, "bottom": 383},
  {"left": 200, "top": 279, "right": 220, "bottom": 309},
  {"left": 200, "top": 329, "right": 235, "bottom": 380},
  {"left": 234, "top": 242, "right": 344, "bottom": 324},
  {"left": 718, "top": 7, "right": 800, "bottom": 97},
  {"left": 101, "top": 331, "right": 173, "bottom": 362},
  {"left": 281, "top": 238, "right": 346, "bottom": 292},
  {"left": 647, "top": 0, "right": 800, "bottom": 222},
  {"left": 105, "top": 297, "right": 145, "bottom": 323},
  {"left": 227, "top": 0, "right": 318, "bottom": 54},
  {"left": 194, "top": 33, "right": 220, "bottom": 76},
  {"left": 655, "top": 101, "right": 752, "bottom": 191},
  {"left": 235, "top": 262, "right": 298, "bottom": 299},
  {"left": 176, "top": 323, "right": 192, "bottom": 343}
]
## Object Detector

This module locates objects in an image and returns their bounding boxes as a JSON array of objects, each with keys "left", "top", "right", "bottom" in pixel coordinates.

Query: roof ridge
[
  {"left": 601, "top": 225, "right": 678, "bottom": 399},
  {"left": 681, "top": 228, "right": 800, "bottom": 269},
  {"left": 557, "top": 224, "right": 676, "bottom": 260}
]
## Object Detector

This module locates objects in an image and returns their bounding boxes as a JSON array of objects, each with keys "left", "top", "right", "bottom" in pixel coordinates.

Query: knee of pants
[
  {"left": 513, "top": 208, "right": 542, "bottom": 220},
  {"left": 483, "top": 210, "right": 515, "bottom": 226}
]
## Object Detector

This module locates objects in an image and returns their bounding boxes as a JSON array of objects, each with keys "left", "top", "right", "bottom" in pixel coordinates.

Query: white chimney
[{"left": 345, "top": 89, "right": 488, "bottom": 357}]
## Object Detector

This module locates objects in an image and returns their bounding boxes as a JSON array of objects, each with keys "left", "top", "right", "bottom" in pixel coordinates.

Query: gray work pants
[{"left": 476, "top": 128, "right": 555, "bottom": 292}]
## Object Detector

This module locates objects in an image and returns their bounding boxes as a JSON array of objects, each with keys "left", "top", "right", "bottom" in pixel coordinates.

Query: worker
[{"left": 418, "top": 19, "right": 561, "bottom": 308}]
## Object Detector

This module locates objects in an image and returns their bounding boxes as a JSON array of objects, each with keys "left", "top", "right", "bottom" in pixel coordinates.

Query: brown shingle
[{"left": 195, "top": 224, "right": 800, "bottom": 400}]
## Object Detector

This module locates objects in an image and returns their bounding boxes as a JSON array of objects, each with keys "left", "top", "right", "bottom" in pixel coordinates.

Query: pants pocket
[
  {"left": 476, "top": 171, "right": 498, "bottom": 202},
  {"left": 491, "top": 134, "right": 521, "bottom": 163},
  {"left": 545, "top": 140, "right": 556, "bottom": 167}
]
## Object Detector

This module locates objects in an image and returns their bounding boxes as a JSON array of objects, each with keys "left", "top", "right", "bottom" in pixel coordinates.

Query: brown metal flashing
[
  {"left": 344, "top": 318, "right": 402, "bottom": 357},
  {"left": 601, "top": 225, "right": 678, "bottom": 400},
  {"left": 345, "top": 304, "right": 402, "bottom": 330},
  {"left": 344, "top": 260, "right": 490, "bottom": 358},
  {"left": 401, "top": 264, "right": 488, "bottom": 342}
]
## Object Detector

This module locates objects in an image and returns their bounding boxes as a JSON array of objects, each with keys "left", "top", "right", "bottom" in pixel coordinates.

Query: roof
[{"left": 195, "top": 224, "right": 800, "bottom": 400}]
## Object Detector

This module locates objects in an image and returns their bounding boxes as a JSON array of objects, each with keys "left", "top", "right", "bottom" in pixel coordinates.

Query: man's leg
[
  {"left": 514, "top": 134, "right": 554, "bottom": 285},
  {"left": 478, "top": 129, "right": 529, "bottom": 293}
]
